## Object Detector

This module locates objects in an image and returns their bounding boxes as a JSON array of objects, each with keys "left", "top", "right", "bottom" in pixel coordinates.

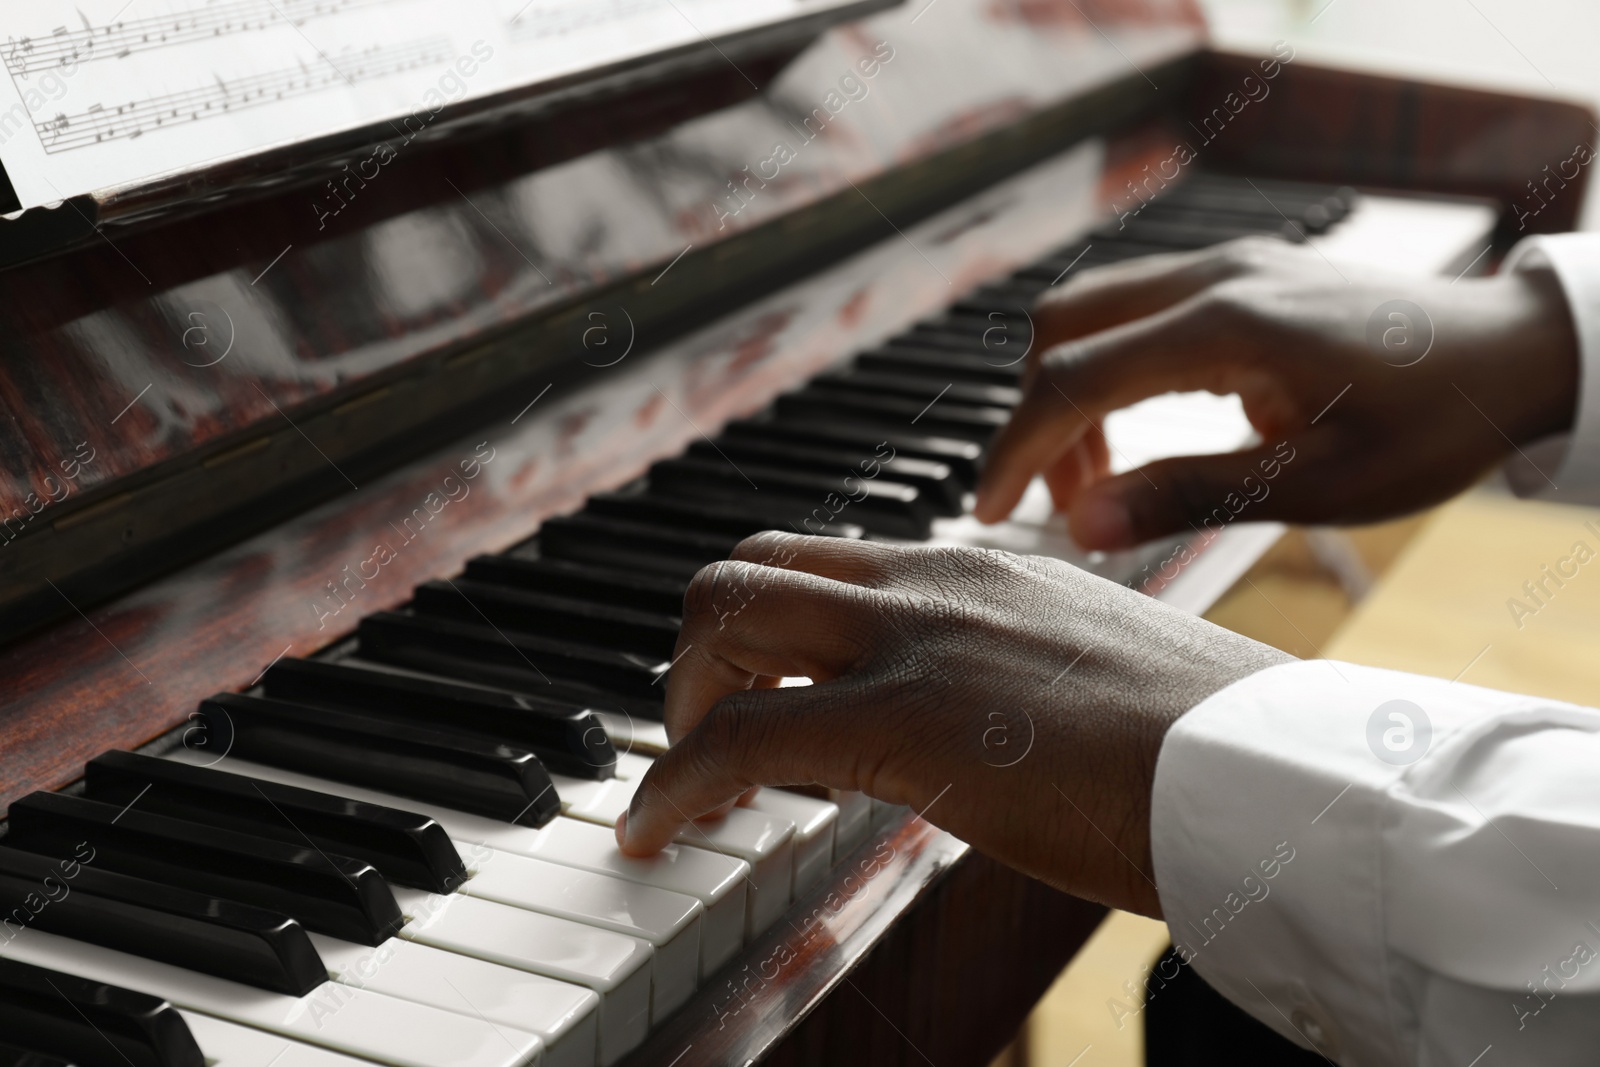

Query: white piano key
[
  {"left": 307, "top": 934, "right": 598, "bottom": 1067},
  {"left": 595, "top": 712, "right": 669, "bottom": 757},
  {"left": 455, "top": 844, "right": 703, "bottom": 1022},
  {"left": 180, "top": 1012, "right": 383, "bottom": 1067},
  {"left": 567, "top": 754, "right": 794, "bottom": 936},
  {"left": 0, "top": 928, "right": 544, "bottom": 1067},
  {"left": 173, "top": 749, "right": 748, "bottom": 983},
  {"left": 740, "top": 790, "right": 837, "bottom": 896},
  {"left": 827, "top": 790, "right": 874, "bottom": 861},
  {"left": 394, "top": 889, "right": 650, "bottom": 1067},
  {"left": 456, "top": 816, "right": 746, "bottom": 981}
]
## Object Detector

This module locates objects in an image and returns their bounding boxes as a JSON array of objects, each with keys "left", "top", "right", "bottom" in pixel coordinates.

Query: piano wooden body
[{"left": 0, "top": 1, "right": 1592, "bottom": 1064}]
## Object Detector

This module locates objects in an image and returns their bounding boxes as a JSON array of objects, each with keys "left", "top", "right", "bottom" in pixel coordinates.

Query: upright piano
[{"left": 0, "top": 1, "right": 1591, "bottom": 1065}]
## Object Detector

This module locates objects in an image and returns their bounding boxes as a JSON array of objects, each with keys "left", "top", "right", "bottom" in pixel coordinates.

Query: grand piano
[{"left": 0, "top": 1, "right": 1592, "bottom": 1065}]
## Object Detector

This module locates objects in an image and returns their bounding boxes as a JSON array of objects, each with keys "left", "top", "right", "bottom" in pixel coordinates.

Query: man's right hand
[{"left": 973, "top": 236, "right": 1581, "bottom": 547}]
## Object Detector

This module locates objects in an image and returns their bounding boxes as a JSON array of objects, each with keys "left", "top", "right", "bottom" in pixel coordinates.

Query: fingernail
[
  {"left": 614, "top": 811, "right": 628, "bottom": 848},
  {"left": 1072, "top": 493, "right": 1133, "bottom": 549}
]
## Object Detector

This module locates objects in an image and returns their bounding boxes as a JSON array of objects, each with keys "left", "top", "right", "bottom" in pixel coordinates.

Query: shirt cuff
[
  {"left": 1502, "top": 234, "right": 1600, "bottom": 501},
  {"left": 1147, "top": 659, "right": 1570, "bottom": 1064}
]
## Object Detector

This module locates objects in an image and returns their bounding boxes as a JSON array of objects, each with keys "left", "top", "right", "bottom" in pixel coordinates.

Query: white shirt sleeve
[
  {"left": 1502, "top": 233, "right": 1600, "bottom": 502},
  {"left": 1150, "top": 659, "right": 1600, "bottom": 1066}
]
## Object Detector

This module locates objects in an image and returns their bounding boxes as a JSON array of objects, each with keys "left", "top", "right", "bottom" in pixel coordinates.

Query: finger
[
  {"left": 975, "top": 295, "right": 1245, "bottom": 523},
  {"left": 619, "top": 683, "right": 859, "bottom": 855},
  {"left": 665, "top": 559, "right": 872, "bottom": 744},
  {"left": 1043, "top": 427, "right": 1109, "bottom": 513},
  {"left": 728, "top": 529, "right": 901, "bottom": 587},
  {"left": 1066, "top": 437, "right": 1323, "bottom": 550},
  {"left": 1032, "top": 236, "right": 1276, "bottom": 351}
]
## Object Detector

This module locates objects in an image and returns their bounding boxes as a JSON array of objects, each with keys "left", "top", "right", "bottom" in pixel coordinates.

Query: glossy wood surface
[
  {"left": 1187, "top": 50, "right": 1599, "bottom": 238},
  {"left": 0, "top": 0, "right": 1205, "bottom": 520}
]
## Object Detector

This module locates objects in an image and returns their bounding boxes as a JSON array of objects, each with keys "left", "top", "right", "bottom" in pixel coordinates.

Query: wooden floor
[{"left": 992, "top": 484, "right": 1600, "bottom": 1067}]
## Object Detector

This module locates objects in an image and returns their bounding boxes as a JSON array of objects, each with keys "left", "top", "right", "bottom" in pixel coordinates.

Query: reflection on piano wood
[{"left": 0, "top": 0, "right": 1594, "bottom": 1064}]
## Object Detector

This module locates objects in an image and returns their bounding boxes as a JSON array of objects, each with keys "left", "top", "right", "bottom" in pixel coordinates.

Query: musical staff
[
  {"left": 35, "top": 36, "right": 451, "bottom": 154},
  {"left": 3, "top": 0, "right": 392, "bottom": 79}
]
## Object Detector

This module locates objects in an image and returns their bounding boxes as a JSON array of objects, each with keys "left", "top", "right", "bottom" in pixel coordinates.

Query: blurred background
[
  {"left": 996, "top": 2, "right": 1600, "bottom": 1064},
  {"left": 1202, "top": 0, "right": 1600, "bottom": 229}
]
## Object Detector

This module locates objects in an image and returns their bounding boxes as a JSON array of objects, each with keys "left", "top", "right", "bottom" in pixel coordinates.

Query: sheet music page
[{"left": 0, "top": 0, "right": 825, "bottom": 211}]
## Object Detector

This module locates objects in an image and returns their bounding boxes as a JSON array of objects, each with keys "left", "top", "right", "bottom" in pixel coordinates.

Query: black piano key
[
  {"left": 853, "top": 347, "right": 1023, "bottom": 388},
  {"left": 196, "top": 692, "right": 563, "bottom": 828},
  {"left": 0, "top": 958, "right": 202, "bottom": 1067},
  {"left": 773, "top": 385, "right": 1009, "bottom": 443},
  {"left": 412, "top": 579, "right": 681, "bottom": 659},
  {"left": 0, "top": 1039, "right": 73, "bottom": 1067},
  {"left": 82, "top": 751, "right": 468, "bottom": 894},
  {"left": 584, "top": 491, "right": 867, "bottom": 541},
  {"left": 0, "top": 845, "right": 324, "bottom": 997},
  {"left": 463, "top": 556, "right": 689, "bottom": 617},
  {"left": 910, "top": 311, "right": 1035, "bottom": 346},
  {"left": 949, "top": 282, "right": 1049, "bottom": 316},
  {"left": 262, "top": 658, "right": 618, "bottom": 781},
  {"left": 809, "top": 370, "right": 1022, "bottom": 410},
  {"left": 359, "top": 612, "right": 669, "bottom": 707},
  {"left": 647, "top": 456, "right": 935, "bottom": 540},
  {"left": 888, "top": 327, "right": 1012, "bottom": 355},
  {"left": 724, "top": 418, "right": 985, "bottom": 488},
  {"left": 1090, "top": 217, "right": 1304, "bottom": 246},
  {"left": 686, "top": 438, "right": 963, "bottom": 517},
  {"left": 539, "top": 513, "right": 741, "bottom": 577},
  {"left": 5, "top": 793, "right": 402, "bottom": 948}
]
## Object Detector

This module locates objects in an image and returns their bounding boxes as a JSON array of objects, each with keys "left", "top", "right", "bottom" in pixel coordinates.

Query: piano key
[
  {"left": 0, "top": 955, "right": 202, "bottom": 1067},
  {"left": 852, "top": 347, "right": 1024, "bottom": 388},
  {"left": 0, "top": 1042, "right": 71, "bottom": 1067},
  {"left": 582, "top": 492, "right": 866, "bottom": 541},
  {"left": 0, "top": 929, "right": 544, "bottom": 1067},
  {"left": 169, "top": 757, "right": 748, "bottom": 981},
  {"left": 358, "top": 612, "right": 668, "bottom": 709},
  {"left": 455, "top": 846, "right": 702, "bottom": 1022},
  {"left": 411, "top": 579, "right": 680, "bottom": 659},
  {"left": 198, "top": 693, "right": 561, "bottom": 827},
  {"left": 907, "top": 312, "right": 1035, "bottom": 348},
  {"left": 809, "top": 369, "right": 1022, "bottom": 411},
  {"left": 177, "top": 1013, "right": 380, "bottom": 1067},
  {"left": 462, "top": 556, "right": 689, "bottom": 617},
  {"left": 393, "top": 891, "right": 649, "bottom": 1065},
  {"left": 302, "top": 936, "right": 597, "bottom": 1067},
  {"left": 738, "top": 789, "right": 839, "bottom": 896},
  {"left": 152, "top": 751, "right": 688, "bottom": 1052},
  {"left": 82, "top": 751, "right": 468, "bottom": 894},
  {"left": 647, "top": 457, "right": 935, "bottom": 540},
  {"left": 261, "top": 659, "right": 619, "bottom": 781},
  {"left": 827, "top": 790, "right": 874, "bottom": 861},
  {"left": 0, "top": 845, "right": 325, "bottom": 996},
  {"left": 948, "top": 282, "right": 1050, "bottom": 316},
  {"left": 538, "top": 514, "right": 739, "bottom": 577},
  {"left": 772, "top": 386, "right": 1008, "bottom": 443},
  {"left": 723, "top": 418, "right": 984, "bottom": 488},
  {"left": 553, "top": 762, "right": 795, "bottom": 937},
  {"left": 5, "top": 794, "right": 403, "bottom": 948},
  {"left": 685, "top": 438, "right": 963, "bottom": 517}
]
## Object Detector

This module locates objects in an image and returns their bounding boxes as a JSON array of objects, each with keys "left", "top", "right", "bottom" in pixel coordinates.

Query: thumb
[{"left": 1068, "top": 440, "right": 1307, "bottom": 550}]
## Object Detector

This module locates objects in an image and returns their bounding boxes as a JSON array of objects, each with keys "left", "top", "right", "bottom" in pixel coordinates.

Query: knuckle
[{"left": 732, "top": 529, "right": 798, "bottom": 567}]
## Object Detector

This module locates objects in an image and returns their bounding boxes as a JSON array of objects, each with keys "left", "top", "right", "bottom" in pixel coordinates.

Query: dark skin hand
[
  {"left": 617, "top": 237, "right": 1581, "bottom": 918},
  {"left": 974, "top": 236, "right": 1580, "bottom": 543}
]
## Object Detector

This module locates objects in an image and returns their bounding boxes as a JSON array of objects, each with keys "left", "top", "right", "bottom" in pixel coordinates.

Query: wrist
[{"left": 1482, "top": 268, "right": 1581, "bottom": 445}]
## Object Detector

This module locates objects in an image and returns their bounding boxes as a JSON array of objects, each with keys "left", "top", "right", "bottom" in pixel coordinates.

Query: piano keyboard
[{"left": 0, "top": 174, "right": 1495, "bottom": 1067}]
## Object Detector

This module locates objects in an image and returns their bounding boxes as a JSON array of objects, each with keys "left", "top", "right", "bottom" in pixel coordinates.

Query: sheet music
[{"left": 0, "top": 0, "right": 830, "bottom": 211}]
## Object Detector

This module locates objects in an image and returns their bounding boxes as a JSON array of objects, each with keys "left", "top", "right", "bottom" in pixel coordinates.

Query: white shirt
[{"left": 1151, "top": 233, "right": 1600, "bottom": 1065}]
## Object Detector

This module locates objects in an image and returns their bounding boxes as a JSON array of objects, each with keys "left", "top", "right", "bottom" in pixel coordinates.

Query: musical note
[
  {"left": 2, "top": 0, "right": 387, "bottom": 78},
  {"left": 34, "top": 36, "right": 450, "bottom": 153}
]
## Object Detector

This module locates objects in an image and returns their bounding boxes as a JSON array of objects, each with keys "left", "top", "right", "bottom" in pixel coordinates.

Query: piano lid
[{"left": 0, "top": 0, "right": 898, "bottom": 256}]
